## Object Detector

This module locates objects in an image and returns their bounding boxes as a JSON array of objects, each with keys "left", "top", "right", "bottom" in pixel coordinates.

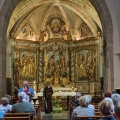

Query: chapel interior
[
  {"left": 1, "top": 0, "right": 119, "bottom": 120},
  {"left": 5, "top": 0, "right": 105, "bottom": 96}
]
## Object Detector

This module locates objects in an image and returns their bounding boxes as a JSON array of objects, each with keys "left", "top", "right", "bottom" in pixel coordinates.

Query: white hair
[
  {"left": 18, "top": 92, "right": 27, "bottom": 102},
  {"left": 84, "top": 95, "right": 92, "bottom": 103},
  {"left": 111, "top": 94, "right": 120, "bottom": 105}
]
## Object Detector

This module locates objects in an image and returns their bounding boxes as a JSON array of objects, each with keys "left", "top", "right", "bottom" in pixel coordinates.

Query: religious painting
[
  {"left": 80, "top": 23, "right": 93, "bottom": 38},
  {"left": 19, "top": 51, "right": 36, "bottom": 80},
  {"left": 76, "top": 83, "right": 89, "bottom": 93},
  {"left": 13, "top": 39, "right": 39, "bottom": 89},
  {"left": 90, "top": 82, "right": 98, "bottom": 93},
  {"left": 76, "top": 49, "right": 97, "bottom": 81},
  {"left": 43, "top": 42, "right": 69, "bottom": 87}
]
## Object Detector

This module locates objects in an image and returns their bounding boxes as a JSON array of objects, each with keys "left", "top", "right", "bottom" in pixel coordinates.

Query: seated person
[
  {"left": 71, "top": 92, "right": 81, "bottom": 107},
  {"left": 71, "top": 95, "right": 95, "bottom": 120},
  {"left": 98, "top": 100, "right": 115, "bottom": 120},
  {"left": 114, "top": 102, "right": 120, "bottom": 120},
  {"left": 84, "top": 95, "right": 95, "bottom": 109},
  {"left": 103, "top": 92, "right": 114, "bottom": 112},
  {"left": 5, "top": 95, "right": 12, "bottom": 109},
  {"left": 111, "top": 93, "right": 120, "bottom": 105},
  {"left": 0, "top": 109, "right": 3, "bottom": 118},
  {"left": 11, "top": 92, "right": 36, "bottom": 118},
  {"left": 0, "top": 97, "right": 11, "bottom": 114}
]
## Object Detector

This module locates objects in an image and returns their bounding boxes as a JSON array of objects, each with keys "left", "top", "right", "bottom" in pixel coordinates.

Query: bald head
[{"left": 23, "top": 81, "right": 28, "bottom": 87}]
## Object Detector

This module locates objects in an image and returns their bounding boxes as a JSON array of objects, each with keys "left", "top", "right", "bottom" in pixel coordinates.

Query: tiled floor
[{"left": 41, "top": 111, "right": 69, "bottom": 120}]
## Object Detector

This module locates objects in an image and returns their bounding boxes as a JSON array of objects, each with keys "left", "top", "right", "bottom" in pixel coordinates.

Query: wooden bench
[
  {"left": 74, "top": 116, "right": 101, "bottom": 120},
  {"left": 4, "top": 112, "right": 34, "bottom": 120},
  {"left": 0, "top": 116, "right": 30, "bottom": 120},
  {"left": 34, "top": 103, "right": 41, "bottom": 120}
]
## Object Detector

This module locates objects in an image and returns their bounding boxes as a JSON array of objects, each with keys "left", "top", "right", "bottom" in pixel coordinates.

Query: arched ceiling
[{"left": 8, "top": 0, "right": 102, "bottom": 41}]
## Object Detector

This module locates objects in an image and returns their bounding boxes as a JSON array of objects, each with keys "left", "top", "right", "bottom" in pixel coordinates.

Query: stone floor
[{"left": 41, "top": 111, "right": 69, "bottom": 120}]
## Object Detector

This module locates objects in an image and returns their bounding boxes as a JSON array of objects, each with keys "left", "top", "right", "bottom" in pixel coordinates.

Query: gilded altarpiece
[
  {"left": 41, "top": 40, "right": 70, "bottom": 87},
  {"left": 74, "top": 38, "right": 102, "bottom": 93},
  {"left": 13, "top": 40, "right": 39, "bottom": 89},
  {"left": 12, "top": 37, "right": 102, "bottom": 94}
]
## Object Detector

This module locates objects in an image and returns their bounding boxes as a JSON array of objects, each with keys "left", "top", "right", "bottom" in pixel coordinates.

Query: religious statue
[
  {"left": 78, "top": 54, "right": 86, "bottom": 78},
  {"left": 54, "top": 72, "right": 59, "bottom": 87},
  {"left": 59, "top": 52, "right": 66, "bottom": 73},
  {"left": 29, "top": 56, "right": 35, "bottom": 77},
  {"left": 88, "top": 58, "right": 96, "bottom": 81},
  {"left": 20, "top": 54, "right": 27, "bottom": 77},
  {"left": 62, "top": 77, "right": 67, "bottom": 86},
  {"left": 53, "top": 68, "right": 60, "bottom": 87},
  {"left": 51, "top": 18, "right": 61, "bottom": 34},
  {"left": 41, "top": 28, "right": 49, "bottom": 41},
  {"left": 47, "top": 55, "right": 56, "bottom": 75},
  {"left": 14, "top": 59, "right": 20, "bottom": 87},
  {"left": 85, "top": 51, "right": 91, "bottom": 66}
]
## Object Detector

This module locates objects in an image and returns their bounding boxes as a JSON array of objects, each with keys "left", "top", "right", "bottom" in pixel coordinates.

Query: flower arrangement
[{"left": 52, "top": 96, "right": 63, "bottom": 113}]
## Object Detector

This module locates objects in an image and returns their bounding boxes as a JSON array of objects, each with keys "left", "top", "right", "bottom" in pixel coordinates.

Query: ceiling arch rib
[
  {"left": 61, "top": 3, "right": 97, "bottom": 36},
  {"left": 58, "top": 5, "right": 70, "bottom": 30},
  {"left": 41, "top": 5, "right": 53, "bottom": 30}
]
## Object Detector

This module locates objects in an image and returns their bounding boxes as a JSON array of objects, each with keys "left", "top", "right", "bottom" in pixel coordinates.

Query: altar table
[{"left": 36, "top": 92, "right": 76, "bottom": 110}]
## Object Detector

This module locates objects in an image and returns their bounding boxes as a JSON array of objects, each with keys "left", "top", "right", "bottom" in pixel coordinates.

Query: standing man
[
  {"left": 19, "top": 81, "right": 34, "bottom": 102},
  {"left": 43, "top": 81, "right": 53, "bottom": 114}
]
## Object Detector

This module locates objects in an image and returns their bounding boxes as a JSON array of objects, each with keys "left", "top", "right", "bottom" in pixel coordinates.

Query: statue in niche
[
  {"left": 29, "top": 56, "right": 35, "bottom": 77},
  {"left": 61, "top": 27, "right": 68, "bottom": 40},
  {"left": 85, "top": 51, "right": 91, "bottom": 67},
  {"left": 41, "top": 28, "right": 49, "bottom": 41},
  {"left": 20, "top": 54, "right": 27, "bottom": 77},
  {"left": 14, "top": 59, "right": 20, "bottom": 87},
  {"left": 47, "top": 55, "right": 56, "bottom": 76},
  {"left": 78, "top": 54, "right": 86, "bottom": 78},
  {"left": 54, "top": 68, "right": 60, "bottom": 87},
  {"left": 59, "top": 51, "right": 66, "bottom": 73},
  {"left": 61, "top": 27, "right": 72, "bottom": 40},
  {"left": 88, "top": 58, "right": 96, "bottom": 81}
]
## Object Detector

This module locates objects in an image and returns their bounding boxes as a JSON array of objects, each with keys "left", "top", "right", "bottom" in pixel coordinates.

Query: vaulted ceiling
[{"left": 8, "top": 0, "right": 102, "bottom": 41}]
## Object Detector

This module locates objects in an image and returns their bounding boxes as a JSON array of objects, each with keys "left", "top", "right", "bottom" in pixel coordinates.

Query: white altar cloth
[
  {"left": 40, "top": 87, "right": 71, "bottom": 92},
  {"left": 36, "top": 91, "right": 76, "bottom": 97}
]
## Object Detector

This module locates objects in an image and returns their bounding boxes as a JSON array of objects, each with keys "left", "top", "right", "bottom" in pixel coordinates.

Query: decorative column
[
  {"left": 70, "top": 44, "right": 75, "bottom": 82},
  {"left": 38, "top": 43, "right": 44, "bottom": 90}
]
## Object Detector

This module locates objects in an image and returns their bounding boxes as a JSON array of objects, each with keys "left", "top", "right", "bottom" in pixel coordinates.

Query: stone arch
[
  {"left": 0, "top": 0, "right": 113, "bottom": 97},
  {"left": 90, "top": 0, "right": 113, "bottom": 92}
]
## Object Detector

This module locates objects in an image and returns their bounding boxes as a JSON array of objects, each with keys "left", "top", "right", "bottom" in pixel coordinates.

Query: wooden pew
[
  {"left": 34, "top": 104, "right": 41, "bottom": 120},
  {"left": 1, "top": 116, "right": 30, "bottom": 120},
  {"left": 74, "top": 116, "right": 101, "bottom": 120},
  {"left": 4, "top": 112, "right": 34, "bottom": 120},
  {"left": 95, "top": 112, "right": 100, "bottom": 116}
]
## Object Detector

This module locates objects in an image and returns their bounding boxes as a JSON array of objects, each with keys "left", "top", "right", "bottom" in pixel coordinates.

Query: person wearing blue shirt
[
  {"left": 19, "top": 81, "right": 34, "bottom": 102},
  {"left": 0, "top": 109, "right": 4, "bottom": 118}
]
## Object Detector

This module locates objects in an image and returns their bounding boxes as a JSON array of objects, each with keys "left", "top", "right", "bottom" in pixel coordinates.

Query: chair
[
  {"left": 4, "top": 112, "right": 34, "bottom": 120},
  {"left": 74, "top": 116, "right": 101, "bottom": 120}
]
